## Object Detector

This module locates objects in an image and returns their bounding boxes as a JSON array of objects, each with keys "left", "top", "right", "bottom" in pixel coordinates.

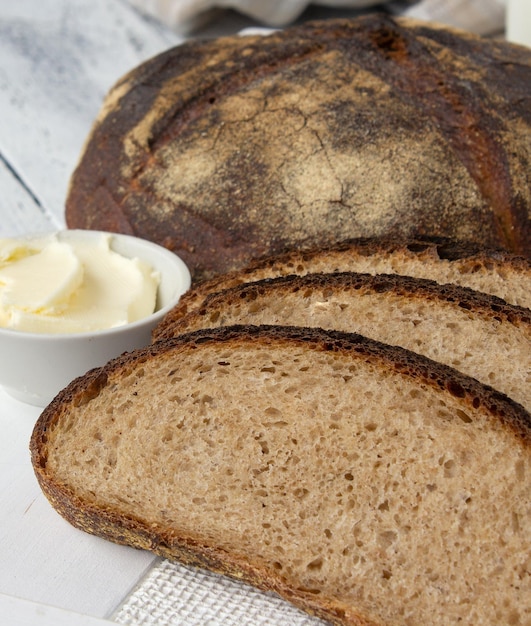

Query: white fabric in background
[
  {"left": 393, "top": 0, "right": 507, "bottom": 35},
  {"left": 113, "top": 558, "right": 326, "bottom": 626},
  {"left": 127, "top": 0, "right": 383, "bottom": 32},
  {"left": 127, "top": 0, "right": 507, "bottom": 35}
]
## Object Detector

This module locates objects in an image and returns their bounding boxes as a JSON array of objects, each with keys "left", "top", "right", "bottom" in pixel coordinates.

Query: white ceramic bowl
[{"left": 0, "top": 230, "right": 191, "bottom": 407}]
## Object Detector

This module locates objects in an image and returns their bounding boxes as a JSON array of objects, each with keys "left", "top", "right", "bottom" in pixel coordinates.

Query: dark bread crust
[
  {"left": 65, "top": 15, "right": 531, "bottom": 281},
  {"left": 31, "top": 325, "right": 531, "bottom": 442},
  {"left": 153, "top": 236, "right": 531, "bottom": 340},
  {"left": 159, "top": 270, "right": 531, "bottom": 338},
  {"left": 154, "top": 272, "right": 531, "bottom": 411},
  {"left": 30, "top": 326, "right": 531, "bottom": 626}
]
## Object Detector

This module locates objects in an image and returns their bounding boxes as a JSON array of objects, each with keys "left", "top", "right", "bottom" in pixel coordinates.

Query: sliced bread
[
  {"left": 153, "top": 238, "right": 531, "bottom": 341},
  {"left": 30, "top": 325, "right": 531, "bottom": 626},
  {"left": 154, "top": 272, "right": 531, "bottom": 413}
]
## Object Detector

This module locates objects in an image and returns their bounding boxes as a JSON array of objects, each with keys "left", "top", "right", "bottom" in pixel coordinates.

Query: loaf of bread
[
  {"left": 65, "top": 15, "right": 531, "bottom": 281},
  {"left": 154, "top": 271, "right": 531, "bottom": 412},
  {"left": 30, "top": 325, "right": 531, "bottom": 626},
  {"left": 153, "top": 237, "right": 531, "bottom": 340}
]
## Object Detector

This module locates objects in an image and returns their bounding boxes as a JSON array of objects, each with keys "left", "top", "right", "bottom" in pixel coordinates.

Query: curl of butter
[{"left": 0, "top": 234, "right": 160, "bottom": 333}]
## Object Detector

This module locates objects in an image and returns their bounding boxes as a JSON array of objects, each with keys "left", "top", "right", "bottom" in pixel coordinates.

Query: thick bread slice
[
  {"left": 30, "top": 326, "right": 531, "bottom": 626},
  {"left": 153, "top": 238, "right": 531, "bottom": 341},
  {"left": 154, "top": 272, "right": 531, "bottom": 413}
]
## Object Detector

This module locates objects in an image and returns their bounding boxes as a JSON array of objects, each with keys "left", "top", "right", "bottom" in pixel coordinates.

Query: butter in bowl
[{"left": 0, "top": 230, "right": 191, "bottom": 406}]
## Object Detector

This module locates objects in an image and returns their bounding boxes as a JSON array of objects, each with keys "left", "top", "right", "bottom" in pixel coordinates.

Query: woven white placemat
[{"left": 113, "top": 558, "right": 326, "bottom": 626}]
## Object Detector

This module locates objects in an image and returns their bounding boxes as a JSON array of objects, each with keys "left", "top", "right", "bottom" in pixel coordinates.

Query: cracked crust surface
[{"left": 65, "top": 15, "right": 531, "bottom": 281}]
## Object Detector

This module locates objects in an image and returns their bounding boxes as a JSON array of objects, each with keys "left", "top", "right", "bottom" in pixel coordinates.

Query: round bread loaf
[{"left": 65, "top": 14, "right": 531, "bottom": 281}]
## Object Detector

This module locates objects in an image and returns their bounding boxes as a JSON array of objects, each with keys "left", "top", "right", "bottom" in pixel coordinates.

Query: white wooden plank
[
  {"left": 1, "top": 593, "right": 115, "bottom": 626},
  {"left": 0, "top": 0, "right": 182, "bottom": 228},
  {"left": 0, "top": 156, "right": 61, "bottom": 237}
]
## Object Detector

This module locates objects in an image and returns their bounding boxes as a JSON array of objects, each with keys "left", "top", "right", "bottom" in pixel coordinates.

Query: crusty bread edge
[
  {"left": 30, "top": 325, "right": 531, "bottom": 626},
  {"left": 153, "top": 237, "right": 531, "bottom": 341},
  {"left": 30, "top": 470, "right": 371, "bottom": 626},
  {"left": 159, "top": 271, "right": 531, "bottom": 343}
]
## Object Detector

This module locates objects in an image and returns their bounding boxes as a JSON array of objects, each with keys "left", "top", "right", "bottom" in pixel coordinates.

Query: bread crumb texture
[
  {"left": 42, "top": 336, "right": 530, "bottom": 626},
  {"left": 166, "top": 273, "right": 531, "bottom": 412}
]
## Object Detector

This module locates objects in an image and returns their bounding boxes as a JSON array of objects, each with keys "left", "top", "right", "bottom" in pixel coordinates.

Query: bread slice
[
  {"left": 30, "top": 325, "right": 531, "bottom": 626},
  {"left": 152, "top": 238, "right": 531, "bottom": 341},
  {"left": 154, "top": 271, "right": 531, "bottom": 413}
]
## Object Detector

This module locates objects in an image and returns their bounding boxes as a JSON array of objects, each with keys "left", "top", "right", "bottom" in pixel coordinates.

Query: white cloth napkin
[
  {"left": 127, "top": 0, "right": 384, "bottom": 32},
  {"left": 127, "top": 0, "right": 507, "bottom": 35},
  {"left": 394, "top": 0, "right": 506, "bottom": 36},
  {"left": 113, "top": 558, "right": 326, "bottom": 626}
]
